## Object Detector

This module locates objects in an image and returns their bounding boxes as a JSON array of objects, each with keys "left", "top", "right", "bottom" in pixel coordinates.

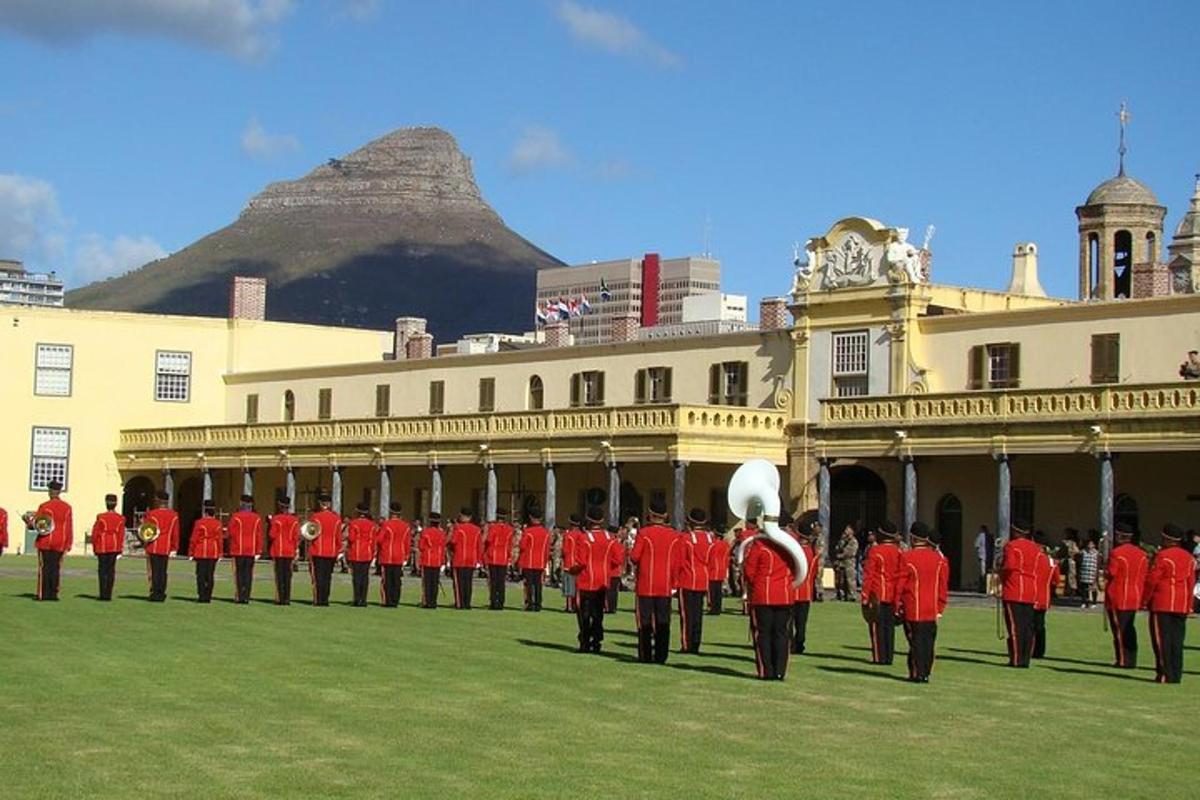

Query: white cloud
[
  {"left": 73, "top": 233, "right": 167, "bottom": 283},
  {"left": 554, "top": 1, "right": 681, "bottom": 68},
  {"left": 0, "top": 173, "right": 66, "bottom": 266},
  {"left": 507, "top": 126, "right": 574, "bottom": 175},
  {"left": 0, "top": 0, "right": 295, "bottom": 60},
  {"left": 241, "top": 117, "right": 301, "bottom": 159},
  {"left": 334, "top": 0, "right": 379, "bottom": 19}
]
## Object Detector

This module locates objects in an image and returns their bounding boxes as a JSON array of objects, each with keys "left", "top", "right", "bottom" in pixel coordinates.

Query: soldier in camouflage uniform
[{"left": 834, "top": 524, "right": 859, "bottom": 601}]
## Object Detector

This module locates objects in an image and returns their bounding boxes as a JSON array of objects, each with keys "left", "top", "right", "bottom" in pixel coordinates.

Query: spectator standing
[{"left": 1079, "top": 538, "right": 1100, "bottom": 608}]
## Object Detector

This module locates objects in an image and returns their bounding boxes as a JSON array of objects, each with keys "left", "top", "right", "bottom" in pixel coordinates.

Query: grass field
[{"left": 1, "top": 556, "right": 1196, "bottom": 799}]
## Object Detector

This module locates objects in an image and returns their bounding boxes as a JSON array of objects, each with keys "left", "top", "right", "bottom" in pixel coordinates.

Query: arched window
[
  {"left": 1113, "top": 230, "right": 1133, "bottom": 298},
  {"left": 283, "top": 390, "right": 296, "bottom": 422},
  {"left": 1144, "top": 231, "right": 1156, "bottom": 263},
  {"left": 527, "top": 375, "right": 544, "bottom": 410},
  {"left": 1114, "top": 493, "right": 1139, "bottom": 536}
]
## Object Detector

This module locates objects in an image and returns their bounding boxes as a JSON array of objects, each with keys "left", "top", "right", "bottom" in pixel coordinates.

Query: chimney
[
  {"left": 406, "top": 333, "right": 433, "bottom": 360},
  {"left": 758, "top": 297, "right": 789, "bottom": 330},
  {"left": 229, "top": 276, "right": 267, "bottom": 320},
  {"left": 640, "top": 253, "right": 660, "bottom": 328},
  {"left": 393, "top": 316, "right": 427, "bottom": 360},
  {"left": 1007, "top": 243, "right": 1046, "bottom": 297},
  {"left": 544, "top": 321, "right": 571, "bottom": 348},
  {"left": 609, "top": 313, "right": 640, "bottom": 343}
]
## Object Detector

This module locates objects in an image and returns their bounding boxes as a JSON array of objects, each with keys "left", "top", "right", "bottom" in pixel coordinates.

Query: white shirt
[{"left": 975, "top": 531, "right": 988, "bottom": 560}]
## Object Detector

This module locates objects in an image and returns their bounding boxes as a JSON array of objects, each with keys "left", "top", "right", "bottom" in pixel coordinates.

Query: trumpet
[
  {"left": 137, "top": 518, "right": 161, "bottom": 545},
  {"left": 299, "top": 519, "right": 322, "bottom": 542},
  {"left": 23, "top": 511, "right": 55, "bottom": 537}
]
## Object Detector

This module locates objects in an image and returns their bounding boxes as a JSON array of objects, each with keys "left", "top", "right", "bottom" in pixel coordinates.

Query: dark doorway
[
  {"left": 176, "top": 476, "right": 203, "bottom": 554},
  {"left": 1114, "top": 493, "right": 1139, "bottom": 536},
  {"left": 1114, "top": 230, "right": 1132, "bottom": 298},
  {"left": 830, "top": 465, "right": 886, "bottom": 541},
  {"left": 123, "top": 476, "right": 156, "bottom": 528},
  {"left": 937, "top": 494, "right": 964, "bottom": 589}
]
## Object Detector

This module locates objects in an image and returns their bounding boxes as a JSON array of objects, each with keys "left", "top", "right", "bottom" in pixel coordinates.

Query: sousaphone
[
  {"left": 726, "top": 459, "right": 808, "bottom": 588},
  {"left": 137, "top": 518, "right": 161, "bottom": 545},
  {"left": 299, "top": 519, "right": 322, "bottom": 542},
  {"left": 23, "top": 511, "right": 55, "bottom": 537}
]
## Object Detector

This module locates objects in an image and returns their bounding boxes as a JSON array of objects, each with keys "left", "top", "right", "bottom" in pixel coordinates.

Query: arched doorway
[
  {"left": 123, "top": 476, "right": 155, "bottom": 529},
  {"left": 830, "top": 465, "right": 886, "bottom": 543},
  {"left": 176, "top": 476, "right": 203, "bottom": 554},
  {"left": 937, "top": 494, "right": 964, "bottom": 590}
]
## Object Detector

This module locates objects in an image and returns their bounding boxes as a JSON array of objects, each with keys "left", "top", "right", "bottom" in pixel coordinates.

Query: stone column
[
  {"left": 902, "top": 456, "right": 917, "bottom": 542},
  {"left": 163, "top": 469, "right": 175, "bottom": 509},
  {"left": 817, "top": 459, "right": 831, "bottom": 563},
  {"left": 671, "top": 461, "right": 687, "bottom": 530},
  {"left": 285, "top": 467, "right": 296, "bottom": 513},
  {"left": 378, "top": 465, "right": 391, "bottom": 519},
  {"left": 331, "top": 467, "right": 343, "bottom": 516},
  {"left": 485, "top": 462, "right": 497, "bottom": 522},
  {"left": 201, "top": 468, "right": 212, "bottom": 503},
  {"left": 242, "top": 468, "right": 254, "bottom": 499},
  {"left": 1098, "top": 452, "right": 1114, "bottom": 558},
  {"left": 607, "top": 461, "right": 620, "bottom": 526},
  {"left": 430, "top": 465, "right": 442, "bottom": 516},
  {"left": 544, "top": 463, "right": 557, "bottom": 529},
  {"left": 995, "top": 454, "right": 1011, "bottom": 560}
]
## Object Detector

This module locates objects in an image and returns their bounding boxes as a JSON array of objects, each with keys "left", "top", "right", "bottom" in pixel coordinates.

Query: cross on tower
[{"left": 1117, "top": 101, "right": 1130, "bottom": 176}]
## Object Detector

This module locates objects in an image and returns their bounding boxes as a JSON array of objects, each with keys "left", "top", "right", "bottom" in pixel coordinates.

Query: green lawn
[{"left": 1, "top": 556, "right": 1196, "bottom": 799}]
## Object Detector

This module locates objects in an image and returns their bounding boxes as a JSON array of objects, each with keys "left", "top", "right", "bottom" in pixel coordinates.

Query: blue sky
[{"left": 1, "top": 0, "right": 1197, "bottom": 307}]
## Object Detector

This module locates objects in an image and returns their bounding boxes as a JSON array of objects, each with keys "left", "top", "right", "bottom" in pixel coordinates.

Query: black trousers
[
  {"left": 380, "top": 565, "right": 404, "bottom": 607},
  {"left": 605, "top": 577, "right": 620, "bottom": 614},
  {"left": 635, "top": 595, "right": 672, "bottom": 663},
  {"left": 523, "top": 569, "right": 544, "bottom": 611},
  {"left": 577, "top": 589, "right": 606, "bottom": 651},
  {"left": 487, "top": 565, "right": 507, "bottom": 609},
  {"left": 750, "top": 605, "right": 792, "bottom": 679},
  {"left": 678, "top": 589, "right": 706, "bottom": 653},
  {"left": 1150, "top": 612, "right": 1186, "bottom": 684},
  {"left": 1032, "top": 608, "right": 1049, "bottom": 659},
  {"left": 232, "top": 556, "right": 255, "bottom": 603},
  {"left": 1108, "top": 608, "right": 1138, "bottom": 667},
  {"left": 273, "top": 558, "right": 293, "bottom": 604},
  {"left": 350, "top": 561, "right": 370, "bottom": 606},
  {"left": 707, "top": 580, "right": 724, "bottom": 615},
  {"left": 452, "top": 566, "right": 474, "bottom": 609},
  {"left": 791, "top": 601, "right": 811, "bottom": 654},
  {"left": 195, "top": 558, "right": 217, "bottom": 603},
  {"left": 905, "top": 620, "right": 938, "bottom": 681},
  {"left": 1004, "top": 601, "right": 1035, "bottom": 667},
  {"left": 868, "top": 602, "right": 896, "bottom": 664},
  {"left": 310, "top": 556, "right": 334, "bottom": 606},
  {"left": 96, "top": 553, "right": 118, "bottom": 600},
  {"left": 147, "top": 553, "right": 169, "bottom": 602},
  {"left": 36, "top": 550, "right": 63, "bottom": 600},
  {"left": 421, "top": 567, "right": 441, "bottom": 608}
]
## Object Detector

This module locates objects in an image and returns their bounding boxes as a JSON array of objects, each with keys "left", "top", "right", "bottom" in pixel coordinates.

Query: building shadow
[
  {"left": 816, "top": 665, "right": 912, "bottom": 683},
  {"left": 516, "top": 638, "right": 638, "bottom": 664}
]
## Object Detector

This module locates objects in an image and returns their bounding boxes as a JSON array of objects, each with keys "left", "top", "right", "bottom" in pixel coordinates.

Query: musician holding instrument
[
  {"left": 707, "top": 530, "right": 730, "bottom": 615},
  {"left": 629, "top": 499, "right": 683, "bottom": 664},
  {"left": 676, "top": 508, "right": 716, "bottom": 654},
  {"left": 743, "top": 523, "right": 796, "bottom": 681},
  {"left": 561, "top": 513, "right": 583, "bottom": 612},
  {"left": 417, "top": 511, "right": 446, "bottom": 608},
  {"left": 564, "top": 506, "right": 619, "bottom": 654},
  {"left": 861, "top": 521, "right": 902, "bottom": 666},
  {"left": 1104, "top": 522, "right": 1148, "bottom": 668},
  {"left": 188, "top": 500, "right": 223, "bottom": 603},
  {"left": 228, "top": 494, "right": 263, "bottom": 604},
  {"left": 894, "top": 522, "right": 949, "bottom": 683},
  {"left": 1143, "top": 523, "right": 1196, "bottom": 684},
  {"left": 90, "top": 493, "right": 125, "bottom": 601},
  {"left": 375, "top": 502, "right": 411, "bottom": 608},
  {"left": 345, "top": 502, "right": 376, "bottom": 607},
  {"left": 142, "top": 490, "right": 178, "bottom": 602},
  {"left": 29, "top": 479, "right": 73, "bottom": 601},
  {"left": 481, "top": 508, "right": 515, "bottom": 611},
  {"left": 999, "top": 520, "right": 1040, "bottom": 668},
  {"left": 447, "top": 507, "right": 483, "bottom": 610},
  {"left": 267, "top": 497, "right": 300, "bottom": 605},
  {"left": 515, "top": 505, "right": 551, "bottom": 612},
  {"left": 789, "top": 514, "right": 820, "bottom": 656},
  {"left": 306, "top": 491, "right": 343, "bottom": 607}
]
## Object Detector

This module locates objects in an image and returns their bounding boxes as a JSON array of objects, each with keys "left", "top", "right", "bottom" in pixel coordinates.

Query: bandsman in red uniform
[
  {"left": 1000, "top": 520, "right": 1041, "bottom": 668},
  {"left": 708, "top": 531, "right": 730, "bottom": 615},
  {"left": 227, "top": 494, "right": 263, "bottom": 604},
  {"left": 31, "top": 479, "right": 73, "bottom": 601},
  {"left": 376, "top": 502, "right": 411, "bottom": 607},
  {"left": 895, "top": 522, "right": 949, "bottom": 683},
  {"left": 448, "top": 507, "right": 483, "bottom": 610},
  {"left": 188, "top": 501, "right": 224, "bottom": 603},
  {"left": 345, "top": 502, "right": 377, "bottom": 607},
  {"left": 482, "top": 508, "right": 515, "bottom": 610},
  {"left": 1104, "top": 521, "right": 1148, "bottom": 668},
  {"left": 516, "top": 505, "right": 551, "bottom": 611},
  {"left": 561, "top": 513, "right": 583, "bottom": 612},
  {"left": 1143, "top": 523, "right": 1196, "bottom": 684},
  {"left": 789, "top": 514, "right": 820, "bottom": 655},
  {"left": 90, "top": 493, "right": 125, "bottom": 601},
  {"left": 676, "top": 508, "right": 716, "bottom": 654},
  {"left": 861, "top": 521, "right": 902, "bottom": 665},
  {"left": 306, "top": 491, "right": 343, "bottom": 607},
  {"left": 629, "top": 499, "right": 684, "bottom": 664},
  {"left": 418, "top": 511, "right": 447, "bottom": 608},
  {"left": 743, "top": 526, "right": 797, "bottom": 680},
  {"left": 565, "top": 507, "right": 620, "bottom": 653},
  {"left": 0, "top": 506, "right": 9, "bottom": 556},
  {"left": 267, "top": 497, "right": 300, "bottom": 605},
  {"left": 1031, "top": 531, "right": 1060, "bottom": 659},
  {"left": 604, "top": 524, "right": 623, "bottom": 614},
  {"left": 142, "top": 490, "right": 178, "bottom": 602}
]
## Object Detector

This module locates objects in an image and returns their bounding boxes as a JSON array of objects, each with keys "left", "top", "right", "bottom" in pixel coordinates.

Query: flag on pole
[
  {"left": 535, "top": 302, "right": 548, "bottom": 325},
  {"left": 599, "top": 278, "right": 612, "bottom": 301},
  {"left": 579, "top": 294, "right": 592, "bottom": 314}
]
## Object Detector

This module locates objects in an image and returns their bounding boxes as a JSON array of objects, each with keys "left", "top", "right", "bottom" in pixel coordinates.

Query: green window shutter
[
  {"left": 569, "top": 373, "right": 581, "bottom": 408},
  {"left": 968, "top": 345, "right": 985, "bottom": 390},
  {"left": 635, "top": 369, "right": 646, "bottom": 404},
  {"left": 1091, "top": 334, "right": 1119, "bottom": 384},
  {"left": 596, "top": 371, "right": 605, "bottom": 405},
  {"left": 708, "top": 364, "right": 720, "bottom": 404},
  {"left": 663, "top": 367, "right": 673, "bottom": 403},
  {"left": 737, "top": 362, "right": 749, "bottom": 406},
  {"left": 1008, "top": 343, "right": 1021, "bottom": 389}
]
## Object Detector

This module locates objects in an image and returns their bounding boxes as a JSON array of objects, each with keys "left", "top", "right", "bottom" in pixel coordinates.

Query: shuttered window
[
  {"left": 318, "top": 388, "right": 333, "bottom": 420},
  {"left": 429, "top": 381, "right": 445, "bottom": 415},
  {"left": 1090, "top": 333, "right": 1120, "bottom": 385},
  {"left": 246, "top": 394, "right": 259, "bottom": 424},
  {"left": 708, "top": 361, "right": 748, "bottom": 405},
  {"left": 570, "top": 371, "right": 605, "bottom": 407},
  {"left": 968, "top": 343, "right": 1020, "bottom": 389},
  {"left": 375, "top": 384, "right": 391, "bottom": 417},
  {"left": 479, "top": 378, "right": 496, "bottom": 412},
  {"left": 635, "top": 367, "right": 672, "bottom": 404}
]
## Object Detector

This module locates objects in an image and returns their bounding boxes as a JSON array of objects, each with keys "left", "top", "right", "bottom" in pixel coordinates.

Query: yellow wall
[{"left": 0, "top": 307, "right": 390, "bottom": 552}]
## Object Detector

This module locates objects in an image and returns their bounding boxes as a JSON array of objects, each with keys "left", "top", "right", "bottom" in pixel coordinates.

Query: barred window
[
  {"left": 832, "top": 330, "right": 869, "bottom": 397},
  {"left": 35, "top": 343, "right": 73, "bottom": 396},
  {"left": 30, "top": 427, "right": 69, "bottom": 491},
  {"left": 155, "top": 350, "right": 191, "bottom": 402}
]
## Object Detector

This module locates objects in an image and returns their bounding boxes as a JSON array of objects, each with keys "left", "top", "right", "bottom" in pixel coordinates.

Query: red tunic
[
  {"left": 345, "top": 518, "right": 377, "bottom": 563},
  {"left": 306, "top": 510, "right": 344, "bottom": 559},
  {"left": 1000, "top": 538, "right": 1041, "bottom": 604},
  {"left": 517, "top": 525, "right": 551, "bottom": 570},
  {"left": 189, "top": 517, "right": 224, "bottom": 560},
  {"left": 1033, "top": 551, "right": 1060, "bottom": 612},
  {"left": 709, "top": 538, "right": 731, "bottom": 582},
  {"left": 568, "top": 528, "right": 617, "bottom": 592},
  {"left": 1105, "top": 542, "right": 1149, "bottom": 611},
  {"left": 630, "top": 524, "right": 684, "bottom": 597},
  {"left": 34, "top": 498, "right": 74, "bottom": 553},
  {"left": 895, "top": 546, "right": 949, "bottom": 622},
  {"left": 743, "top": 538, "right": 795, "bottom": 606},
  {"left": 268, "top": 513, "right": 300, "bottom": 559},
  {"left": 417, "top": 526, "right": 447, "bottom": 567},
  {"left": 791, "top": 541, "right": 818, "bottom": 603},
  {"left": 862, "top": 542, "right": 902, "bottom": 604},
  {"left": 448, "top": 522, "right": 483, "bottom": 568},
  {"left": 91, "top": 511, "right": 125, "bottom": 555},
  {"left": 1143, "top": 546, "right": 1196, "bottom": 614},
  {"left": 562, "top": 528, "right": 584, "bottom": 575},
  {"left": 608, "top": 537, "right": 626, "bottom": 579},
  {"left": 482, "top": 522, "right": 514, "bottom": 566},
  {"left": 676, "top": 530, "right": 714, "bottom": 592},
  {"left": 227, "top": 510, "right": 264, "bottom": 558},
  {"left": 141, "top": 508, "right": 178, "bottom": 556},
  {"left": 375, "top": 519, "right": 412, "bottom": 566},
  {"left": 0, "top": 508, "right": 9, "bottom": 549}
]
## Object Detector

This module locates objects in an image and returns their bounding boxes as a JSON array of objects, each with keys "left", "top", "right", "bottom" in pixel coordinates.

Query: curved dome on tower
[{"left": 1084, "top": 174, "right": 1161, "bottom": 206}]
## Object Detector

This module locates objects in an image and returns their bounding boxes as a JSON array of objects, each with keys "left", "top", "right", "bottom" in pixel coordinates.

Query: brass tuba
[
  {"left": 23, "top": 511, "right": 55, "bottom": 537},
  {"left": 726, "top": 459, "right": 808, "bottom": 588},
  {"left": 137, "top": 518, "right": 161, "bottom": 545},
  {"left": 299, "top": 518, "right": 322, "bottom": 542}
]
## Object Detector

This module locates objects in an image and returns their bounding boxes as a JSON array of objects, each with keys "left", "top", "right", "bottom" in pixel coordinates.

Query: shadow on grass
[
  {"left": 117, "top": 594, "right": 159, "bottom": 602},
  {"left": 1042, "top": 666, "right": 1149, "bottom": 683},
  {"left": 516, "top": 638, "right": 638, "bottom": 664},
  {"left": 816, "top": 665, "right": 913, "bottom": 683},
  {"left": 936, "top": 654, "right": 1009, "bottom": 668},
  {"left": 947, "top": 647, "right": 1150, "bottom": 671},
  {"left": 669, "top": 662, "right": 757, "bottom": 681},
  {"left": 802, "top": 651, "right": 874, "bottom": 665}
]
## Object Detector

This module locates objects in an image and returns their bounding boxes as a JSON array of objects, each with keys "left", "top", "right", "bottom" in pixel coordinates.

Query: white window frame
[
  {"left": 832, "top": 330, "right": 870, "bottom": 397},
  {"left": 987, "top": 344, "right": 1011, "bottom": 387},
  {"left": 154, "top": 350, "right": 192, "bottom": 403},
  {"left": 34, "top": 343, "right": 73, "bottom": 397},
  {"left": 30, "top": 426, "right": 70, "bottom": 491}
]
